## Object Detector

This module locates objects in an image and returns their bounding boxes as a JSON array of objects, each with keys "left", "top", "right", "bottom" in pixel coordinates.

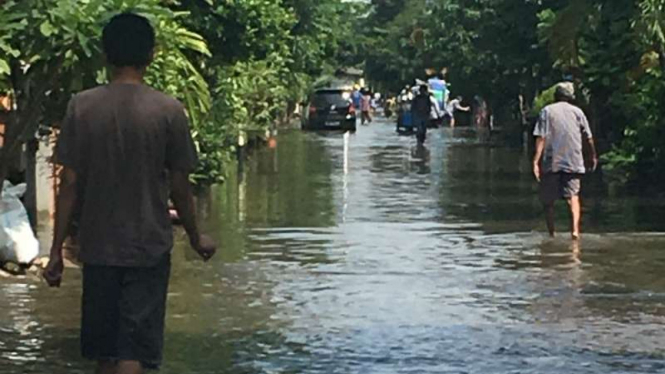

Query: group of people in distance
[
  {"left": 352, "top": 86, "right": 381, "bottom": 125},
  {"left": 401, "top": 75, "right": 470, "bottom": 144},
  {"left": 392, "top": 81, "right": 469, "bottom": 144},
  {"left": 352, "top": 73, "right": 473, "bottom": 134}
]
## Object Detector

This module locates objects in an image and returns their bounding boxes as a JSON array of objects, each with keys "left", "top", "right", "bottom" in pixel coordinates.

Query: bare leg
[
  {"left": 96, "top": 360, "right": 116, "bottom": 374},
  {"left": 567, "top": 196, "right": 581, "bottom": 240},
  {"left": 450, "top": 117, "right": 456, "bottom": 128},
  {"left": 544, "top": 203, "right": 555, "bottom": 237},
  {"left": 116, "top": 360, "right": 143, "bottom": 374}
]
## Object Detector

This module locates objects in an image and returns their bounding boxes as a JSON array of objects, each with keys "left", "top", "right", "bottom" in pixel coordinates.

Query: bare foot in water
[{"left": 572, "top": 232, "right": 580, "bottom": 241}]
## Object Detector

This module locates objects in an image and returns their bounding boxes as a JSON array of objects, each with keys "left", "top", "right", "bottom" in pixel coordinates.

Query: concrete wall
[{"left": 36, "top": 136, "right": 56, "bottom": 216}]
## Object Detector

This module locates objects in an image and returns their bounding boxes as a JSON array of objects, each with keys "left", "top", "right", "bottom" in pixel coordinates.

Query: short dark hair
[{"left": 102, "top": 13, "right": 155, "bottom": 68}]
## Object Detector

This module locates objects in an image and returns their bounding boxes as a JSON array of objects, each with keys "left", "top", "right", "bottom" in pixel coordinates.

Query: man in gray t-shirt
[
  {"left": 533, "top": 82, "right": 598, "bottom": 240},
  {"left": 43, "top": 13, "right": 216, "bottom": 374}
]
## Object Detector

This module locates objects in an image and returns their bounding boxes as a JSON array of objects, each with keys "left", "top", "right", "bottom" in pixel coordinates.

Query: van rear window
[{"left": 312, "top": 91, "right": 350, "bottom": 108}]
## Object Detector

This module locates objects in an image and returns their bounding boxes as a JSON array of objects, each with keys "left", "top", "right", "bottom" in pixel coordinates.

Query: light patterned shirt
[{"left": 534, "top": 101, "right": 592, "bottom": 174}]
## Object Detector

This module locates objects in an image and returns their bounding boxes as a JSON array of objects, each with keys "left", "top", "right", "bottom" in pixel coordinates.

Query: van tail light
[
  {"left": 309, "top": 105, "right": 317, "bottom": 115},
  {"left": 348, "top": 104, "right": 356, "bottom": 115}
]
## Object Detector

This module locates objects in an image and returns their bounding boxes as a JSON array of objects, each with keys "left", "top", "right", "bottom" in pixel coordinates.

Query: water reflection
[{"left": 2, "top": 121, "right": 665, "bottom": 373}]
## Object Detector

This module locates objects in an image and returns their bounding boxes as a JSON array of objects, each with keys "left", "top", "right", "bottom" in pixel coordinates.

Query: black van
[{"left": 302, "top": 89, "right": 357, "bottom": 132}]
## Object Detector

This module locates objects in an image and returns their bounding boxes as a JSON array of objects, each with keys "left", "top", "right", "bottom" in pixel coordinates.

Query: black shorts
[{"left": 81, "top": 255, "right": 171, "bottom": 369}]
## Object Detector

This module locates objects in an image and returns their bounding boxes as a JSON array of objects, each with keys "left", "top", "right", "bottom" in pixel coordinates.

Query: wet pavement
[{"left": 2, "top": 118, "right": 665, "bottom": 373}]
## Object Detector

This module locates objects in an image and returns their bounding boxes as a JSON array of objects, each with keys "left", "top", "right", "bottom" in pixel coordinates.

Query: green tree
[
  {"left": 176, "top": 0, "right": 360, "bottom": 184},
  {"left": 0, "top": 0, "right": 370, "bottom": 194},
  {"left": 0, "top": 0, "right": 210, "bottom": 225}
]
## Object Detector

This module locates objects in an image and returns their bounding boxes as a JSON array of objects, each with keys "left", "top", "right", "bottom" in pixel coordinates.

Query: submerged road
[{"left": 2, "top": 117, "right": 665, "bottom": 373}]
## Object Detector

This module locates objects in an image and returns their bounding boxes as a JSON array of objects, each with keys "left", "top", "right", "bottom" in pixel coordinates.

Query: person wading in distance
[
  {"left": 533, "top": 82, "right": 598, "bottom": 240},
  {"left": 43, "top": 12, "right": 217, "bottom": 374},
  {"left": 411, "top": 84, "right": 433, "bottom": 144}
]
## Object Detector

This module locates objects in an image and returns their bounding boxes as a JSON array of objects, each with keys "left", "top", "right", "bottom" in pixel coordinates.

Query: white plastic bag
[{"left": 0, "top": 181, "right": 40, "bottom": 264}]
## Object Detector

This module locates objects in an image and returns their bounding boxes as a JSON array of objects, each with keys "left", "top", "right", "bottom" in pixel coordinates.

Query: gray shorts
[{"left": 539, "top": 173, "right": 582, "bottom": 204}]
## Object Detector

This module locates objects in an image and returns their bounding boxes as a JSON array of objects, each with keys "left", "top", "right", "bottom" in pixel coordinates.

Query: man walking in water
[
  {"left": 43, "top": 13, "right": 216, "bottom": 374},
  {"left": 351, "top": 85, "right": 362, "bottom": 113},
  {"left": 412, "top": 84, "right": 432, "bottom": 144},
  {"left": 445, "top": 95, "right": 470, "bottom": 128},
  {"left": 360, "top": 88, "right": 373, "bottom": 125},
  {"left": 533, "top": 82, "right": 598, "bottom": 240}
]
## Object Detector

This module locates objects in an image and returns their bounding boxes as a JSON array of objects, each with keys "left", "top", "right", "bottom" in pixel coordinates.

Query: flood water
[{"left": 2, "top": 119, "right": 665, "bottom": 373}]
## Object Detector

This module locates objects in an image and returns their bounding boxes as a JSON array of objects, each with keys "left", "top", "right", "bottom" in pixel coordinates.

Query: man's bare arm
[
  {"left": 170, "top": 171, "right": 216, "bottom": 261},
  {"left": 44, "top": 167, "right": 78, "bottom": 287},
  {"left": 533, "top": 137, "right": 545, "bottom": 182},
  {"left": 170, "top": 171, "right": 199, "bottom": 244},
  {"left": 587, "top": 137, "right": 599, "bottom": 171}
]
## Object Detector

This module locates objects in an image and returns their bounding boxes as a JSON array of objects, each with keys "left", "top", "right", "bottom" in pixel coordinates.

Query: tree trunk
[
  {"left": 0, "top": 110, "right": 19, "bottom": 197},
  {"left": 24, "top": 138, "right": 38, "bottom": 227},
  {"left": 0, "top": 146, "right": 7, "bottom": 193}
]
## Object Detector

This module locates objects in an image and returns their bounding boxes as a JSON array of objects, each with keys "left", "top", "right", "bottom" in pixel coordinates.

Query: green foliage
[
  {"left": 1, "top": 0, "right": 357, "bottom": 186},
  {"left": 532, "top": 85, "right": 557, "bottom": 116},
  {"left": 634, "top": 0, "right": 665, "bottom": 47},
  {"left": 191, "top": 56, "right": 293, "bottom": 184},
  {"left": 537, "top": 0, "right": 594, "bottom": 69},
  {"left": 363, "top": 0, "right": 549, "bottom": 115},
  {"left": 177, "top": 0, "right": 358, "bottom": 184},
  {"left": 0, "top": 5, "right": 24, "bottom": 80},
  {"left": 604, "top": 63, "right": 665, "bottom": 180},
  {"left": 0, "top": 0, "right": 211, "bottom": 182},
  {"left": 144, "top": 13, "right": 211, "bottom": 127}
]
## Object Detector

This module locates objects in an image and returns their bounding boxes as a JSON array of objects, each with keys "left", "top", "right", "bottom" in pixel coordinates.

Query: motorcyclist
[
  {"left": 429, "top": 94, "right": 443, "bottom": 128},
  {"left": 427, "top": 73, "right": 448, "bottom": 111}
]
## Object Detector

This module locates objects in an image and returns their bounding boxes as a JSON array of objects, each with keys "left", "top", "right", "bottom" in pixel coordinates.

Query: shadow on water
[{"left": 3, "top": 120, "right": 665, "bottom": 373}]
